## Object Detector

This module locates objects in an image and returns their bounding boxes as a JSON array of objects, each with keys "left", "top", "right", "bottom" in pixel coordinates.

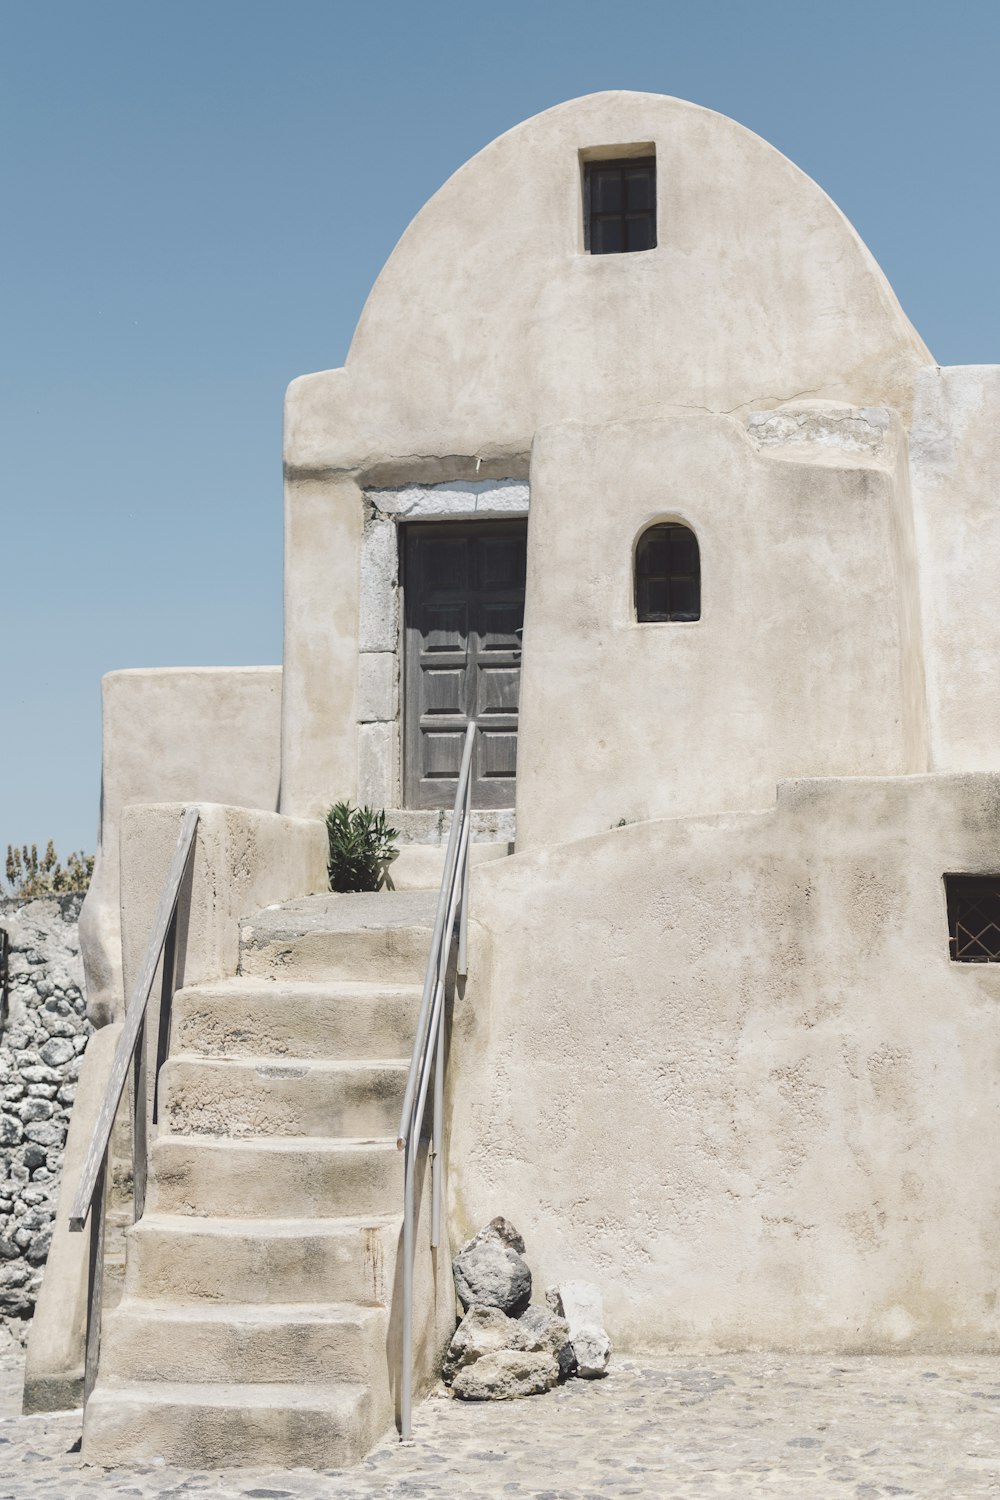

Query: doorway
[{"left": 403, "top": 520, "right": 527, "bottom": 809}]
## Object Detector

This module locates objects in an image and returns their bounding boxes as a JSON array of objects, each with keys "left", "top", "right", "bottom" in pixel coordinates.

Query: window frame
[
  {"left": 943, "top": 874, "right": 1000, "bottom": 963},
  {"left": 582, "top": 152, "right": 657, "bottom": 256},
  {"left": 633, "top": 521, "right": 701, "bottom": 624}
]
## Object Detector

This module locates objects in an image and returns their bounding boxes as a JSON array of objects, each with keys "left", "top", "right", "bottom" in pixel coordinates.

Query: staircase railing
[
  {"left": 68, "top": 806, "right": 199, "bottom": 1403},
  {"left": 397, "top": 721, "right": 475, "bottom": 1440}
]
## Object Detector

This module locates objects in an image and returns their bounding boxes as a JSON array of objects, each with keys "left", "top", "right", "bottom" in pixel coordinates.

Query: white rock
[
  {"left": 451, "top": 1348, "right": 558, "bottom": 1401},
  {"left": 552, "top": 1279, "right": 612, "bottom": 1378}
]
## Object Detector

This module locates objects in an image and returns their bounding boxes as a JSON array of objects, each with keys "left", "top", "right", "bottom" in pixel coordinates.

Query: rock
[
  {"left": 25, "top": 1232, "right": 51, "bottom": 1267},
  {"left": 0, "top": 895, "right": 92, "bottom": 1321},
  {"left": 554, "top": 1280, "right": 612, "bottom": 1378},
  {"left": 442, "top": 1306, "right": 523, "bottom": 1385},
  {"left": 451, "top": 1348, "right": 558, "bottom": 1401},
  {"left": 38, "top": 1038, "right": 74, "bottom": 1068},
  {"left": 18, "top": 1099, "right": 53, "bottom": 1123},
  {"left": 572, "top": 1324, "right": 612, "bottom": 1377},
  {"left": 545, "top": 1285, "right": 563, "bottom": 1314},
  {"left": 518, "top": 1304, "right": 576, "bottom": 1381},
  {"left": 453, "top": 1217, "right": 531, "bottom": 1315}
]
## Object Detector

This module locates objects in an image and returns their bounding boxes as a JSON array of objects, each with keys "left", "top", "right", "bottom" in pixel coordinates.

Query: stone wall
[{"left": 0, "top": 895, "right": 91, "bottom": 1327}]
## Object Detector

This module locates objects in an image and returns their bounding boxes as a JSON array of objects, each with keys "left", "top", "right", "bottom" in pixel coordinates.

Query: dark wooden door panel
[{"left": 404, "top": 520, "right": 527, "bottom": 809}]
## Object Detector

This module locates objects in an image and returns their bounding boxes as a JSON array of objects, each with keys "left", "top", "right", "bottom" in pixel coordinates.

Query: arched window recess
[{"left": 634, "top": 521, "right": 701, "bottom": 622}]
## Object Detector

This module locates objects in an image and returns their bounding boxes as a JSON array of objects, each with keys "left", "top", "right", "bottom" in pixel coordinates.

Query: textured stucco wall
[
  {"left": 285, "top": 92, "right": 929, "bottom": 476},
  {"left": 81, "top": 667, "right": 282, "bottom": 1024},
  {"left": 911, "top": 365, "right": 1000, "bottom": 774},
  {"left": 515, "top": 405, "right": 927, "bottom": 847},
  {"left": 449, "top": 774, "right": 1000, "bottom": 1353},
  {"left": 279, "top": 90, "right": 932, "bottom": 820}
]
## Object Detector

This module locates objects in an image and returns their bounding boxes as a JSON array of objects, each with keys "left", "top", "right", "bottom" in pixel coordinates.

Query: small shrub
[
  {"left": 325, "top": 803, "right": 400, "bottom": 893},
  {"left": 4, "top": 841, "right": 94, "bottom": 898}
]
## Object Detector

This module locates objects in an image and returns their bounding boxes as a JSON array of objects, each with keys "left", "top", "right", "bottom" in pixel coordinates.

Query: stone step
[
  {"left": 171, "top": 978, "right": 421, "bottom": 1061},
  {"left": 99, "top": 1298, "right": 387, "bottom": 1385},
  {"left": 125, "top": 1213, "right": 400, "bottom": 1305},
  {"left": 149, "top": 1134, "right": 402, "bottom": 1218},
  {"left": 239, "top": 891, "right": 437, "bottom": 983},
  {"left": 83, "top": 1379, "right": 376, "bottom": 1468},
  {"left": 159, "top": 1056, "right": 408, "bottom": 1139},
  {"left": 389, "top": 838, "right": 511, "bottom": 891}
]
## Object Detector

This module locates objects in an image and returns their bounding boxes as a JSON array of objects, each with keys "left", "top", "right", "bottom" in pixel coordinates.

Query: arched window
[{"left": 635, "top": 523, "right": 701, "bottom": 622}]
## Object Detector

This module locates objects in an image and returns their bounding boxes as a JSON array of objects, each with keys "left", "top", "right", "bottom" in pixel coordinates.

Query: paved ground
[{"left": 3, "top": 1349, "right": 1000, "bottom": 1498}]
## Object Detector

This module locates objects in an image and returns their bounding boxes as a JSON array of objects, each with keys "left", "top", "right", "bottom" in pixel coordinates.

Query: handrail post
[
  {"left": 400, "top": 1137, "right": 415, "bottom": 1441},
  {"left": 431, "top": 1011, "right": 445, "bottom": 1250},
  {"left": 397, "top": 722, "right": 475, "bottom": 1444},
  {"left": 458, "top": 758, "right": 472, "bottom": 977},
  {"left": 153, "top": 908, "right": 178, "bottom": 1125},
  {"left": 132, "top": 1014, "right": 148, "bottom": 1222},
  {"left": 83, "top": 1152, "right": 108, "bottom": 1405},
  {"left": 68, "top": 805, "right": 199, "bottom": 1426}
]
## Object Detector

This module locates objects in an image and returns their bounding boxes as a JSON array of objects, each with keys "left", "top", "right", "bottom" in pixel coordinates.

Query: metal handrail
[
  {"left": 397, "top": 722, "right": 475, "bottom": 1441},
  {"left": 69, "top": 806, "right": 199, "bottom": 1403}
]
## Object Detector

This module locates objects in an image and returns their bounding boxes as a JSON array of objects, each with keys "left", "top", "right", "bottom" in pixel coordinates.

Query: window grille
[
  {"left": 584, "top": 156, "right": 656, "bottom": 254},
  {"left": 944, "top": 876, "right": 1000, "bottom": 962},
  {"left": 635, "top": 523, "right": 700, "bottom": 622}
]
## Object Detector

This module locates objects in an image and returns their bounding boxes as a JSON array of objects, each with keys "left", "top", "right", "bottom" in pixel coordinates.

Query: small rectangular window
[
  {"left": 944, "top": 875, "right": 1000, "bottom": 962},
  {"left": 584, "top": 156, "right": 656, "bottom": 255}
]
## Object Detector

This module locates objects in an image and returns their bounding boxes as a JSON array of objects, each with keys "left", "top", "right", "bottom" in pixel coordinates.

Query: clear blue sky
[{"left": 2, "top": 0, "right": 998, "bottom": 859}]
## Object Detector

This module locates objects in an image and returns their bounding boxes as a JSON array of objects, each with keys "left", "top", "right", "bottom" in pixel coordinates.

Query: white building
[{"left": 26, "top": 91, "right": 1000, "bottom": 1467}]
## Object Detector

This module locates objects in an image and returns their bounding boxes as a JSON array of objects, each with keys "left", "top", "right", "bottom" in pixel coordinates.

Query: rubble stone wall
[{"left": 0, "top": 895, "right": 91, "bottom": 1326}]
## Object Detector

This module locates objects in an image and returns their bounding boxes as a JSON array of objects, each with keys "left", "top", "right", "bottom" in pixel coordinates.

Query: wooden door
[{"left": 403, "top": 520, "right": 526, "bottom": 809}]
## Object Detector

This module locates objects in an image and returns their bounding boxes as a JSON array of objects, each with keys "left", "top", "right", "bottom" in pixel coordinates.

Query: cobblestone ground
[{"left": 2, "top": 1349, "right": 1000, "bottom": 1498}]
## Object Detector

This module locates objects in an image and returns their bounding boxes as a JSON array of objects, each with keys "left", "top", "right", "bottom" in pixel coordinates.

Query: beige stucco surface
[
  {"left": 81, "top": 668, "right": 282, "bottom": 1023},
  {"left": 118, "top": 802, "right": 327, "bottom": 1007},
  {"left": 516, "top": 406, "right": 927, "bottom": 847},
  {"left": 285, "top": 92, "right": 929, "bottom": 476},
  {"left": 911, "top": 365, "right": 1000, "bottom": 774},
  {"left": 280, "top": 478, "right": 362, "bottom": 821},
  {"left": 449, "top": 774, "right": 1000, "bottom": 1353},
  {"left": 279, "top": 91, "right": 932, "bottom": 819}
]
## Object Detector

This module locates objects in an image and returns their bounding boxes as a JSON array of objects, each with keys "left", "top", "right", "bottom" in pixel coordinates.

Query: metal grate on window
[
  {"left": 635, "top": 523, "right": 700, "bottom": 622},
  {"left": 584, "top": 157, "right": 656, "bottom": 255},
  {"left": 944, "top": 875, "right": 1000, "bottom": 962}
]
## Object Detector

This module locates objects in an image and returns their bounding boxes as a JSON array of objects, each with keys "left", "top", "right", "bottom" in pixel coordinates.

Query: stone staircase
[{"left": 82, "top": 891, "right": 439, "bottom": 1468}]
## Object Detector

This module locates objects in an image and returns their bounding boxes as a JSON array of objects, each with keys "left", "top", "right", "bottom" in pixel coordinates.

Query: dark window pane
[
  {"left": 625, "top": 167, "right": 654, "bottom": 211},
  {"left": 945, "top": 876, "right": 1000, "bottom": 961},
  {"left": 591, "top": 168, "right": 623, "bottom": 213},
  {"left": 670, "top": 528, "right": 699, "bottom": 572},
  {"left": 638, "top": 531, "right": 669, "bottom": 575},
  {"left": 592, "top": 217, "right": 624, "bottom": 255},
  {"left": 669, "top": 578, "right": 700, "bottom": 620},
  {"left": 640, "top": 578, "right": 670, "bottom": 619},
  {"left": 636, "top": 523, "right": 700, "bottom": 623},
  {"left": 585, "top": 155, "right": 656, "bottom": 255},
  {"left": 626, "top": 215, "right": 656, "bottom": 253}
]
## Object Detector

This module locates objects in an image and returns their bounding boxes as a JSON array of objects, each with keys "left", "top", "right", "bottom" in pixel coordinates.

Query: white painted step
[
  {"left": 125, "top": 1213, "right": 400, "bottom": 1305},
  {"left": 99, "top": 1298, "right": 387, "bottom": 1385},
  {"left": 83, "top": 1379, "right": 377, "bottom": 1468},
  {"left": 149, "top": 1134, "right": 402, "bottom": 1218},
  {"left": 159, "top": 1055, "right": 408, "bottom": 1138},
  {"left": 171, "top": 978, "right": 421, "bottom": 1061},
  {"left": 239, "top": 891, "right": 436, "bottom": 983}
]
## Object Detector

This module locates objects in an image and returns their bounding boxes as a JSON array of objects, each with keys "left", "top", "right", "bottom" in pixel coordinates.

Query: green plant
[
  {"left": 5, "top": 841, "right": 94, "bottom": 898},
  {"left": 325, "top": 803, "right": 400, "bottom": 893}
]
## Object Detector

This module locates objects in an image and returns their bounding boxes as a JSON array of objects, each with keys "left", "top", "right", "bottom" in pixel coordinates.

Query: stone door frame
[{"left": 357, "top": 479, "right": 530, "bottom": 813}]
